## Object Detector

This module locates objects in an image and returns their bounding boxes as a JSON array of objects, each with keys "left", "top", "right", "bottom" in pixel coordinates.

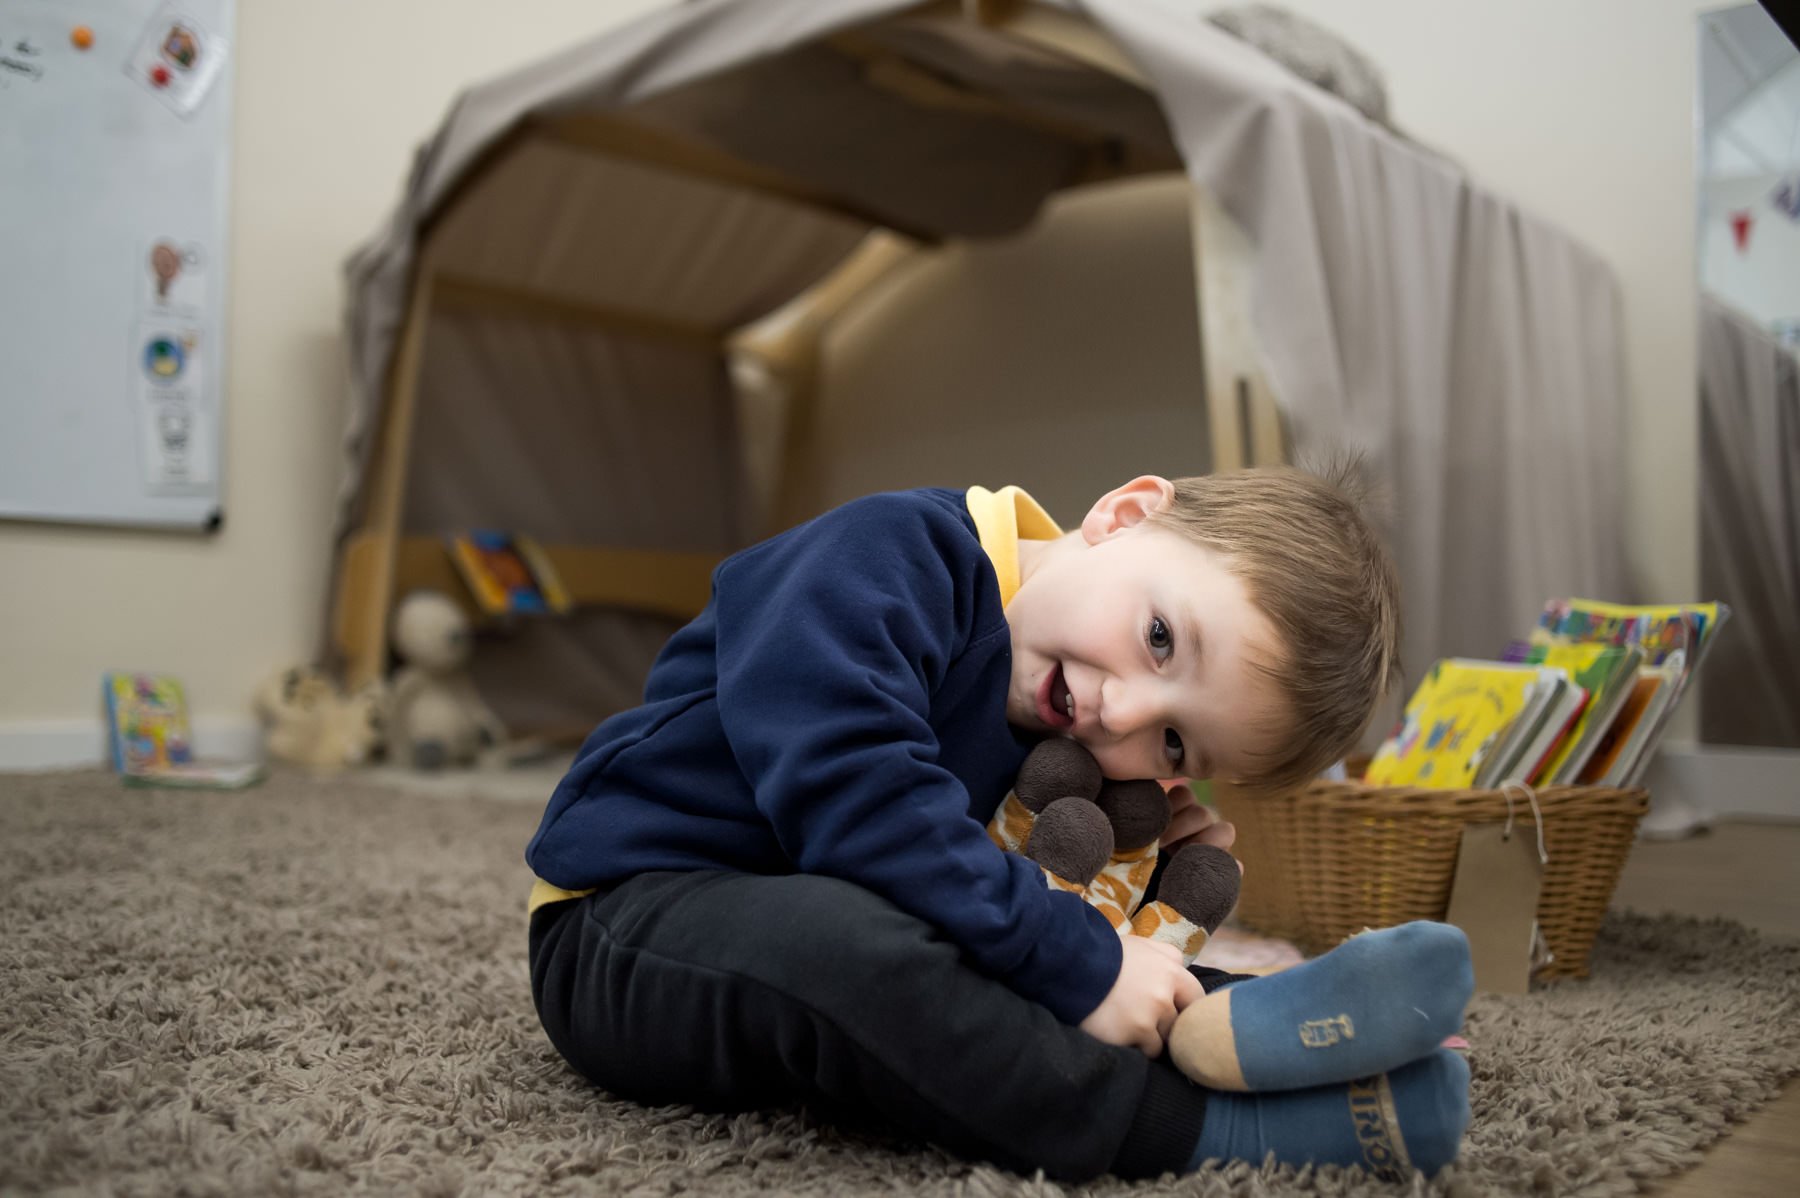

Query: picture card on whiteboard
[
  {"left": 125, "top": 2, "right": 227, "bottom": 117},
  {"left": 142, "top": 238, "right": 209, "bottom": 316},
  {"left": 133, "top": 319, "right": 213, "bottom": 492}
]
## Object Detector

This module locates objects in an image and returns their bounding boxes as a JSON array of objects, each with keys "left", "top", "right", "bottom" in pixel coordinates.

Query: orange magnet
[{"left": 71, "top": 25, "right": 95, "bottom": 50}]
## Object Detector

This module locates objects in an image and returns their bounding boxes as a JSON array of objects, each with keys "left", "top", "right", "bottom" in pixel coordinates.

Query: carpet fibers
[{"left": 3, "top": 770, "right": 1797, "bottom": 1197}]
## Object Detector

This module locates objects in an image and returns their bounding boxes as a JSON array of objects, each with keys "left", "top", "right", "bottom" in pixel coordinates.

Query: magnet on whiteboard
[
  {"left": 150, "top": 243, "right": 182, "bottom": 300},
  {"left": 72, "top": 26, "right": 95, "bottom": 50},
  {"left": 125, "top": 4, "right": 229, "bottom": 116},
  {"left": 144, "top": 335, "right": 186, "bottom": 380}
]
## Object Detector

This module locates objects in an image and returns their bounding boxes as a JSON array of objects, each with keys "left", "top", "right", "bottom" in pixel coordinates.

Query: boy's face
[{"left": 1004, "top": 477, "right": 1290, "bottom": 783}]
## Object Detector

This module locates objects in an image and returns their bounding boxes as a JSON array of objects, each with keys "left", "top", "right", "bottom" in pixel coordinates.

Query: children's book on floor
[
  {"left": 1366, "top": 599, "right": 1729, "bottom": 789},
  {"left": 103, "top": 672, "right": 265, "bottom": 790}
]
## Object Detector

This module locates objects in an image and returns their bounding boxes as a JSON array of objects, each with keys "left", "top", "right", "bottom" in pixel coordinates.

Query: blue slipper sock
[
  {"left": 1188, "top": 1048, "right": 1471, "bottom": 1181},
  {"left": 1220, "top": 920, "right": 1473, "bottom": 1090}
]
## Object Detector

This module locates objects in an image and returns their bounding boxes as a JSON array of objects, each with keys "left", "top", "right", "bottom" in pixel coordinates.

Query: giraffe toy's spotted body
[{"left": 986, "top": 791, "right": 1037, "bottom": 855}]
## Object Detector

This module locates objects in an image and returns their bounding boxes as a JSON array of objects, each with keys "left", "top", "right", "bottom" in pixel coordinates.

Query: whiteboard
[{"left": 0, "top": 0, "right": 234, "bottom": 530}]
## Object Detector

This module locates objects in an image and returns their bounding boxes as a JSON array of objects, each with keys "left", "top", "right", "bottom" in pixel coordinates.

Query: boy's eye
[
  {"left": 1146, "top": 615, "right": 1174, "bottom": 660},
  {"left": 1163, "top": 727, "right": 1185, "bottom": 766}
]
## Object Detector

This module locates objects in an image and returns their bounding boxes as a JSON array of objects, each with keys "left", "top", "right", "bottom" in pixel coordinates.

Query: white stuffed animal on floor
[
  {"left": 253, "top": 665, "right": 386, "bottom": 772},
  {"left": 388, "top": 590, "right": 509, "bottom": 770}
]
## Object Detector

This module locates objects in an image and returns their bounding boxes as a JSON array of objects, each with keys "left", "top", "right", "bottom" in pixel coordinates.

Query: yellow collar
[{"left": 965, "top": 485, "right": 1063, "bottom": 607}]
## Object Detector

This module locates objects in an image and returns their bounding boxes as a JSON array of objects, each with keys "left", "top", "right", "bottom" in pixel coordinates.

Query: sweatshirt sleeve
[{"left": 711, "top": 496, "right": 1122, "bottom": 1024}]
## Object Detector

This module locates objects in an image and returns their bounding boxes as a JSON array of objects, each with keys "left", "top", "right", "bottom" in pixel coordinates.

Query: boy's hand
[
  {"left": 1161, "top": 783, "right": 1237, "bottom": 857},
  {"left": 1080, "top": 937, "right": 1203, "bottom": 1056}
]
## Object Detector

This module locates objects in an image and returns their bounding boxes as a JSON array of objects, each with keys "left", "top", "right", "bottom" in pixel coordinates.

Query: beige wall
[{"left": 0, "top": 1, "right": 1715, "bottom": 744}]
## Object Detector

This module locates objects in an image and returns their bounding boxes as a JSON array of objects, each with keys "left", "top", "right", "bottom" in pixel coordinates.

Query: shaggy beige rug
[{"left": 3, "top": 769, "right": 1797, "bottom": 1197}]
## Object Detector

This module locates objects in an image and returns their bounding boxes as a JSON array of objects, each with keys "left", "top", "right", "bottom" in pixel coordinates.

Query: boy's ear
[{"left": 1081, "top": 476, "right": 1176, "bottom": 544}]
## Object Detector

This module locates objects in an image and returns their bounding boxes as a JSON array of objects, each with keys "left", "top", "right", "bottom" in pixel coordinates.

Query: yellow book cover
[{"left": 1366, "top": 659, "right": 1545, "bottom": 788}]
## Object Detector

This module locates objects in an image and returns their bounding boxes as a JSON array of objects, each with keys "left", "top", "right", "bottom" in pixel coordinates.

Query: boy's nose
[{"left": 1098, "top": 678, "right": 1158, "bottom": 739}]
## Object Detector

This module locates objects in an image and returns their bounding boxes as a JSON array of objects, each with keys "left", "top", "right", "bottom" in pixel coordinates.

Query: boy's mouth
[{"left": 1036, "top": 662, "right": 1075, "bottom": 731}]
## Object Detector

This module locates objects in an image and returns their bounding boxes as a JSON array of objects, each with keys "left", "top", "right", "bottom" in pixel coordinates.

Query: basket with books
[{"left": 1213, "top": 598, "right": 1728, "bottom": 982}]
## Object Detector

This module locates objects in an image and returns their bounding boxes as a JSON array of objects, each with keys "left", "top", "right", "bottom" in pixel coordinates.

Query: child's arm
[{"left": 711, "top": 495, "right": 1124, "bottom": 1026}]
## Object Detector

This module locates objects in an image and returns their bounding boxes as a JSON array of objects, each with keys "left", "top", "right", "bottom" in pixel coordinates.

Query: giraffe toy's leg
[
  {"left": 1087, "top": 779, "right": 1172, "bottom": 926},
  {"left": 1021, "top": 797, "right": 1116, "bottom": 909},
  {"left": 1127, "top": 843, "right": 1241, "bottom": 965},
  {"left": 1130, "top": 899, "right": 1211, "bottom": 960},
  {"left": 987, "top": 738, "right": 1103, "bottom": 852}
]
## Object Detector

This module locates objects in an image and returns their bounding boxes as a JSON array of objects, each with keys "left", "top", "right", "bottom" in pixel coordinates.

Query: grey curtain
[
  {"left": 1085, "top": 0, "right": 1632, "bottom": 678},
  {"left": 1698, "top": 293, "right": 1800, "bottom": 747}
]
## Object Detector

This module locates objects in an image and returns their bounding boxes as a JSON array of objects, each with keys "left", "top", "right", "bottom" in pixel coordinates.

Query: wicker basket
[{"left": 1212, "top": 779, "right": 1649, "bottom": 979}]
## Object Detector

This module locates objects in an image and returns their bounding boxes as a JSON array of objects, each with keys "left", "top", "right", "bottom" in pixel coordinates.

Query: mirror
[{"left": 1695, "top": 3, "right": 1800, "bottom": 747}]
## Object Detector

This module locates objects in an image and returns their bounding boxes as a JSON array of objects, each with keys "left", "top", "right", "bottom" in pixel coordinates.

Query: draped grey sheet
[
  {"left": 1698, "top": 293, "right": 1800, "bottom": 748},
  {"left": 1086, "top": 0, "right": 1631, "bottom": 673},
  {"left": 336, "top": 0, "right": 1633, "bottom": 731}
]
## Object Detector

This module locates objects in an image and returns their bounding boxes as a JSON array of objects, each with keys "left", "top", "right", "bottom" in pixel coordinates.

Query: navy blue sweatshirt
[{"left": 525, "top": 488, "right": 1123, "bottom": 1024}]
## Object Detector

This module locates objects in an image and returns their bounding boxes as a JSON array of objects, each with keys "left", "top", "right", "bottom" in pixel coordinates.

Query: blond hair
[{"left": 1147, "top": 459, "right": 1402, "bottom": 791}]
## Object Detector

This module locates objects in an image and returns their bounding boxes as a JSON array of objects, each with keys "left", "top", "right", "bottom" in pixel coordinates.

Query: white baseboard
[
  {"left": 0, "top": 716, "right": 262, "bottom": 773},
  {"left": 1642, "top": 743, "right": 1800, "bottom": 823}
]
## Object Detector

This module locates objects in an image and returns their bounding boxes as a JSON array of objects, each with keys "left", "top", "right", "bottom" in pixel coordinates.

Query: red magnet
[
  {"left": 71, "top": 25, "right": 95, "bottom": 50},
  {"left": 150, "top": 63, "right": 171, "bottom": 88},
  {"left": 1730, "top": 209, "right": 1755, "bottom": 253}
]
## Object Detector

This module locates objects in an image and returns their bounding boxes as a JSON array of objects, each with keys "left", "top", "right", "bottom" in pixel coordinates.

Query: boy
[{"left": 526, "top": 468, "right": 1472, "bottom": 1181}]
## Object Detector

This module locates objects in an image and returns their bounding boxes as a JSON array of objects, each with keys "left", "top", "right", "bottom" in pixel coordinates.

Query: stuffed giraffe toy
[
  {"left": 988, "top": 737, "right": 1240, "bottom": 966},
  {"left": 992, "top": 737, "right": 1478, "bottom": 1123}
]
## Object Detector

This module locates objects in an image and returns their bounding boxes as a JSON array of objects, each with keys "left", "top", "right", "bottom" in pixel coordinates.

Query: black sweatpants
[{"left": 529, "top": 869, "right": 1251, "bottom": 1181}]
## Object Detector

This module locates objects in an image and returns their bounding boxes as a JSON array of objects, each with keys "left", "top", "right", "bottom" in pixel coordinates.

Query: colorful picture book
[
  {"left": 1365, "top": 659, "right": 1556, "bottom": 787},
  {"left": 1368, "top": 598, "right": 1729, "bottom": 790},
  {"left": 103, "top": 672, "right": 265, "bottom": 790},
  {"left": 1532, "top": 598, "right": 1728, "bottom": 786},
  {"left": 1532, "top": 598, "right": 1726, "bottom": 670},
  {"left": 1581, "top": 655, "right": 1684, "bottom": 786},
  {"left": 1498, "top": 641, "right": 1643, "bottom": 784},
  {"left": 1471, "top": 667, "right": 1587, "bottom": 789},
  {"left": 448, "top": 531, "right": 572, "bottom": 617},
  {"left": 121, "top": 761, "right": 266, "bottom": 790},
  {"left": 105, "top": 672, "right": 194, "bottom": 773}
]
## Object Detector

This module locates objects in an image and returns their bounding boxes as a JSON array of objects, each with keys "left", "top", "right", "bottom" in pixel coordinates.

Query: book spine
[{"left": 103, "top": 676, "right": 124, "bottom": 773}]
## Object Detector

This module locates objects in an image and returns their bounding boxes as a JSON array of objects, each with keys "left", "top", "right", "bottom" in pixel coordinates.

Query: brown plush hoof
[
  {"left": 1014, "top": 738, "right": 1103, "bottom": 813},
  {"left": 1158, "top": 843, "right": 1241, "bottom": 934},
  {"left": 1094, "top": 779, "right": 1170, "bottom": 852},
  {"left": 1023, "top": 796, "right": 1114, "bottom": 885}
]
